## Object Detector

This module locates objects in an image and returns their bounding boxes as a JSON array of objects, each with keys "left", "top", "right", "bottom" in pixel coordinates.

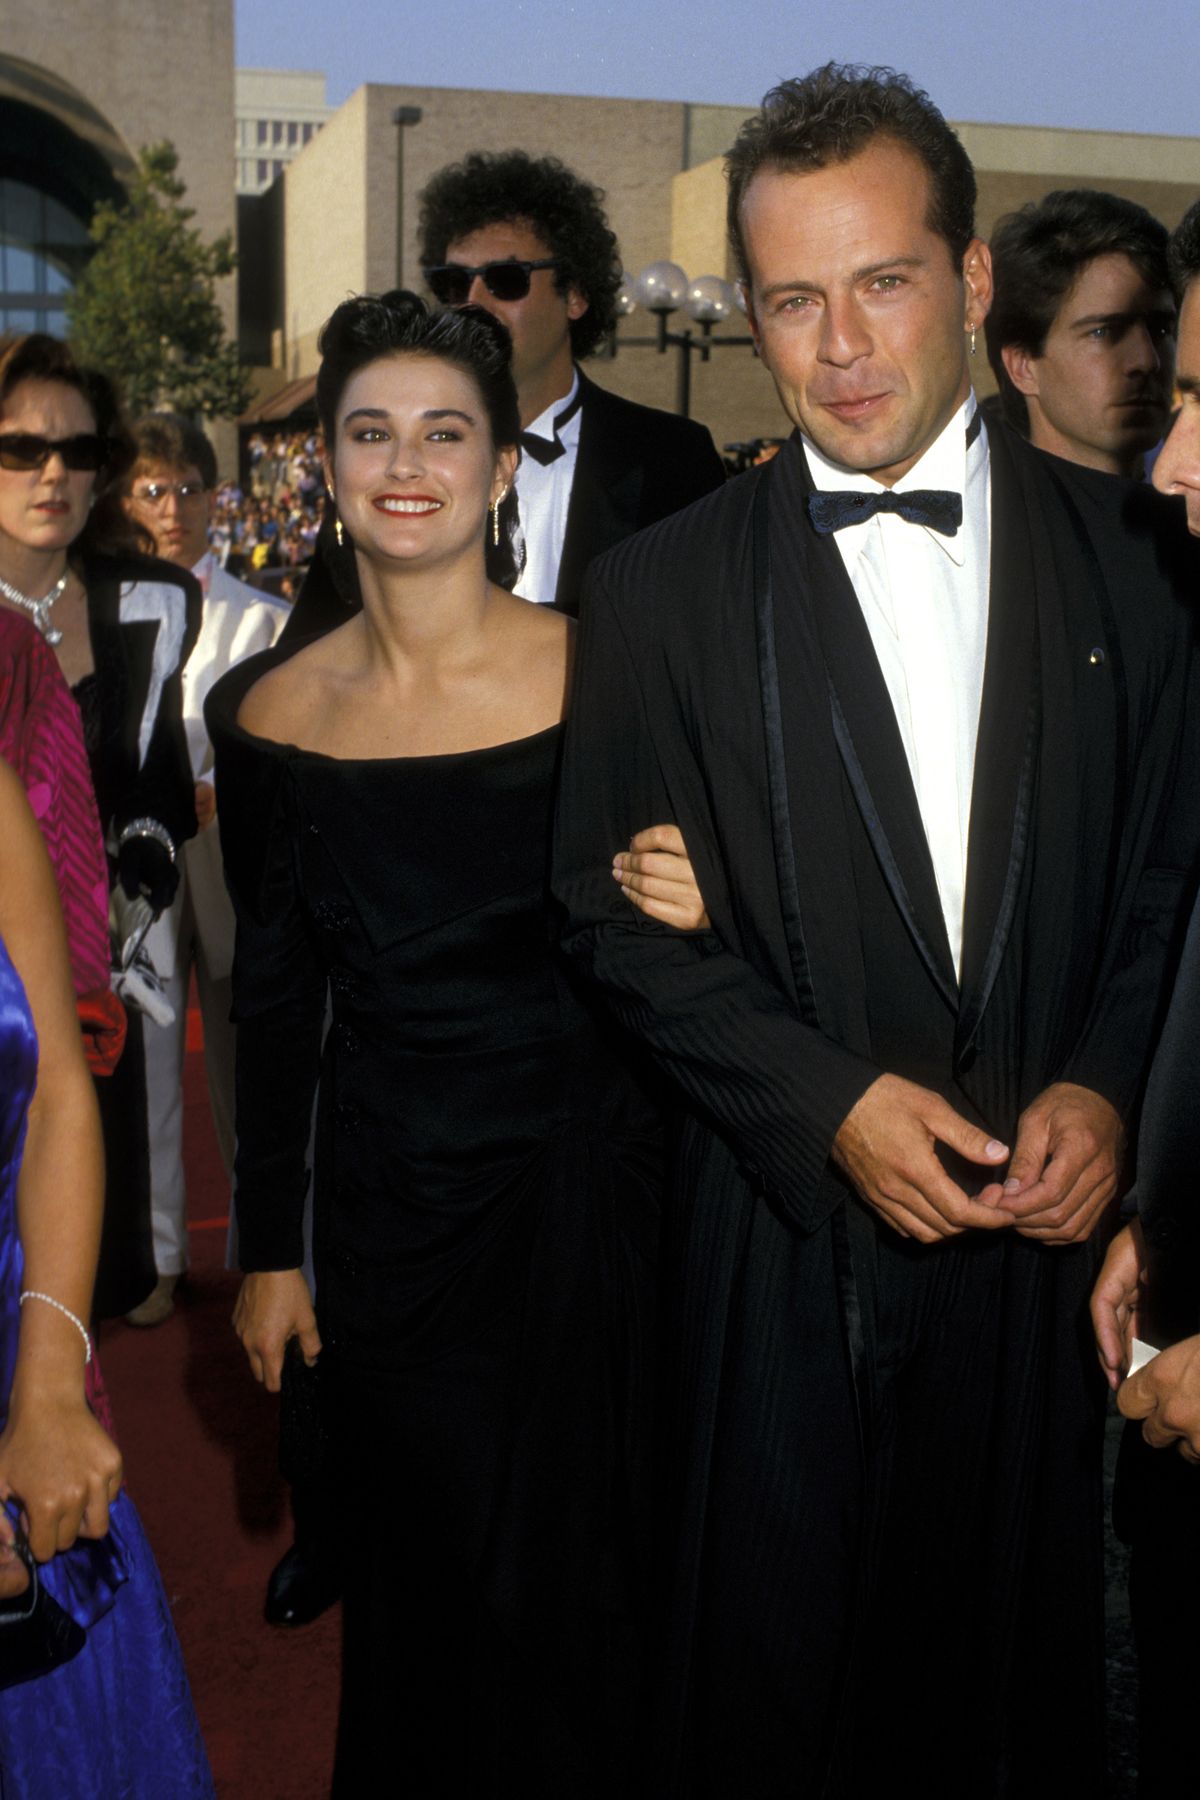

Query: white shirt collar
[
  {"left": 801, "top": 393, "right": 981, "bottom": 569},
  {"left": 522, "top": 366, "right": 582, "bottom": 449}
]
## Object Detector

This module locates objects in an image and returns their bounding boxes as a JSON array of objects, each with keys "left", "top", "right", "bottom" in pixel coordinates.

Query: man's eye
[{"left": 872, "top": 275, "right": 903, "bottom": 292}]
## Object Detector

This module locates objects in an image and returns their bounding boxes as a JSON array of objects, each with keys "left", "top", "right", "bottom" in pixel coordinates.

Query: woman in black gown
[{"left": 207, "top": 293, "right": 706, "bottom": 1796}]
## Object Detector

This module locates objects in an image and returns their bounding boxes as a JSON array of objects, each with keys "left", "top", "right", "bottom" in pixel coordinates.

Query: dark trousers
[
  {"left": 1116, "top": 1424, "right": 1200, "bottom": 1797},
  {"left": 666, "top": 1196, "right": 1106, "bottom": 1799}
]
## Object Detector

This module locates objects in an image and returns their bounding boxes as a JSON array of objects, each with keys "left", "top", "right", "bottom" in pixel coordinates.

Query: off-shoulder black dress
[{"left": 207, "top": 645, "right": 661, "bottom": 1797}]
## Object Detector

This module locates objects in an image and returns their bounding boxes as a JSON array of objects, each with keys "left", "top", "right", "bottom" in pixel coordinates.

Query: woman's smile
[{"left": 372, "top": 493, "right": 444, "bottom": 514}]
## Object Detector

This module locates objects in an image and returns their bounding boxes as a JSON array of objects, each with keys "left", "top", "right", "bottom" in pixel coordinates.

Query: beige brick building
[
  {"left": 2, "top": 0, "right": 238, "bottom": 462},
  {"left": 3, "top": 1, "right": 236, "bottom": 333},
  {"left": 5, "top": 16, "right": 1200, "bottom": 461}
]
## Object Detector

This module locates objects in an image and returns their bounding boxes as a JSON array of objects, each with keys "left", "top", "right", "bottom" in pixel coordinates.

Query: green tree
[{"left": 67, "top": 142, "right": 250, "bottom": 420}]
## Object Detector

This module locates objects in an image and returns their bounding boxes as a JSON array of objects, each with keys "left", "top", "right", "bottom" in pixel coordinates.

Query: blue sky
[{"left": 236, "top": 0, "right": 1199, "bottom": 136}]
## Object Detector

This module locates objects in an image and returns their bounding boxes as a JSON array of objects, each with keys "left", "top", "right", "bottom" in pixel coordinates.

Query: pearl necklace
[{"left": 0, "top": 571, "right": 68, "bottom": 646}]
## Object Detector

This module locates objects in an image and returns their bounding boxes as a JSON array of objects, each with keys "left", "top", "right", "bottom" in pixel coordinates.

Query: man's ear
[
  {"left": 962, "top": 237, "right": 993, "bottom": 328},
  {"left": 1001, "top": 341, "right": 1041, "bottom": 399},
  {"left": 565, "top": 284, "right": 589, "bottom": 322}
]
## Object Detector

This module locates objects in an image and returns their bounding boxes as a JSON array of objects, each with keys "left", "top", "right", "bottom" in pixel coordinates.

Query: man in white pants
[{"left": 123, "top": 414, "right": 288, "bottom": 1325}]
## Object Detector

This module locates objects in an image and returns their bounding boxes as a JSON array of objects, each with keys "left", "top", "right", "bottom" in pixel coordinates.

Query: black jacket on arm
[{"left": 280, "top": 368, "right": 725, "bottom": 642}]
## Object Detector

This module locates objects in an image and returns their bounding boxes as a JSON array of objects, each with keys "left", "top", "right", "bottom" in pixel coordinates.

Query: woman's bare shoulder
[{"left": 236, "top": 627, "right": 356, "bottom": 744}]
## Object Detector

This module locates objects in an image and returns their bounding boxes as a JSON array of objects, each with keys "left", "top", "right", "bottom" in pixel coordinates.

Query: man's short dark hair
[
  {"left": 1168, "top": 197, "right": 1200, "bottom": 304},
  {"left": 725, "top": 63, "right": 977, "bottom": 284},
  {"left": 131, "top": 412, "right": 217, "bottom": 489},
  {"left": 985, "top": 189, "right": 1171, "bottom": 429},
  {"left": 417, "top": 150, "right": 621, "bottom": 360}
]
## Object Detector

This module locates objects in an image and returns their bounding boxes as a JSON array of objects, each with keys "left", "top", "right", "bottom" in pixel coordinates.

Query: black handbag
[{"left": 0, "top": 1524, "right": 87, "bottom": 1690}]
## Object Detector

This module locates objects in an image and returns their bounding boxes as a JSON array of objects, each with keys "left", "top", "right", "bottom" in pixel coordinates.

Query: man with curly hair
[{"left": 282, "top": 150, "right": 724, "bottom": 637}]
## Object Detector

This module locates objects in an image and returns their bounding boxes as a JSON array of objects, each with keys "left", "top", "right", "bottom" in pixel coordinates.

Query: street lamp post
[
  {"left": 613, "top": 261, "right": 756, "bottom": 418},
  {"left": 392, "top": 106, "right": 423, "bottom": 290}
]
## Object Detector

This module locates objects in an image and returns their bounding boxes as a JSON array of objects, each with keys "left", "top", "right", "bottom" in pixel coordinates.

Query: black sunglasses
[
  {"left": 424, "top": 258, "right": 559, "bottom": 306},
  {"left": 0, "top": 432, "right": 109, "bottom": 473}
]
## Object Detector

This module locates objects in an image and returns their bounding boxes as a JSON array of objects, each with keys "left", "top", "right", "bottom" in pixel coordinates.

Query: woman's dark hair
[
  {"left": 0, "top": 333, "right": 149, "bottom": 558},
  {"left": 316, "top": 290, "right": 523, "bottom": 587},
  {"left": 418, "top": 151, "right": 621, "bottom": 359},
  {"left": 986, "top": 189, "right": 1172, "bottom": 431},
  {"left": 726, "top": 64, "right": 977, "bottom": 283}
]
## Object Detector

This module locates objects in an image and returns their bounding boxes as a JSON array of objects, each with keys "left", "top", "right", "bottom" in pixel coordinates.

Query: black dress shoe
[{"left": 263, "top": 1541, "right": 342, "bottom": 1627}]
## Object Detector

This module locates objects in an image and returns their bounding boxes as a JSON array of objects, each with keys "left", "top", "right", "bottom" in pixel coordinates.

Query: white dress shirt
[
  {"left": 801, "top": 396, "right": 991, "bottom": 977},
  {"left": 512, "top": 368, "right": 582, "bottom": 607}
]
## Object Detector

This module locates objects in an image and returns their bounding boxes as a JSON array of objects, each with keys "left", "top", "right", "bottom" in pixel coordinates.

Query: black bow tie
[
  {"left": 806, "top": 487, "right": 963, "bottom": 537},
  {"left": 806, "top": 408, "right": 982, "bottom": 538},
  {"left": 519, "top": 385, "right": 583, "bottom": 466}
]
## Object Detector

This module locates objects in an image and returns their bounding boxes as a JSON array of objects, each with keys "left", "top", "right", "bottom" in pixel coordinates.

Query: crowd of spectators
[{"left": 210, "top": 429, "right": 323, "bottom": 596}]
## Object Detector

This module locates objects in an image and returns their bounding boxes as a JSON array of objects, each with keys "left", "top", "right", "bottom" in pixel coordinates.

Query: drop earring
[
  {"left": 968, "top": 323, "right": 978, "bottom": 358},
  {"left": 492, "top": 491, "right": 506, "bottom": 547},
  {"left": 335, "top": 516, "right": 344, "bottom": 548}
]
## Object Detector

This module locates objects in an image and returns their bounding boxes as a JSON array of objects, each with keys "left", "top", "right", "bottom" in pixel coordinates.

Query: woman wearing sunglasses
[
  {"left": 207, "top": 291, "right": 708, "bottom": 1796},
  {"left": 0, "top": 334, "right": 199, "bottom": 1318}
]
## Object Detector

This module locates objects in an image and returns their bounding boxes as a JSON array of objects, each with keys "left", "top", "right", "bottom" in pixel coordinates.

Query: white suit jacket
[{"left": 148, "top": 560, "right": 289, "bottom": 980}]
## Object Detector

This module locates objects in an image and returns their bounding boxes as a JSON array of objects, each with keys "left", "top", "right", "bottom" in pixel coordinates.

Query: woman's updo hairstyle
[{"left": 316, "top": 290, "right": 523, "bottom": 588}]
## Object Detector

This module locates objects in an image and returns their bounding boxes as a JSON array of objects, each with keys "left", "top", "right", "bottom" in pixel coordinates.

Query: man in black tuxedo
[
  {"left": 1092, "top": 196, "right": 1200, "bottom": 1797},
  {"left": 553, "top": 65, "right": 1199, "bottom": 1796},
  {"left": 282, "top": 149, "right": 725, "bottom": 638}
]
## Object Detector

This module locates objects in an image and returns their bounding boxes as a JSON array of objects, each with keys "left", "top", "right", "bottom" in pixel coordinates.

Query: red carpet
[{"left": 96, "top": 1012, "right": 341, "bottom": 1799}]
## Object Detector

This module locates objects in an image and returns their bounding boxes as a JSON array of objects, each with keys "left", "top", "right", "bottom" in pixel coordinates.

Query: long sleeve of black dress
[{"left": 207, "top": 676, "right": 325, "bottom": 1272}]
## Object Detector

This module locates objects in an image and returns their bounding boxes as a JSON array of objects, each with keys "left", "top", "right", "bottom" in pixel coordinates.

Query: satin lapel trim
[
  {"left": 773, "top": 438, "right": 959, "bottom": 1010},
  {"left": 751, "top": 464, "right": 821, "bottom": 1030},
  {"left": 826, "top": 686, "right": 959, "bottom": 1014},
  {"left": 754, "top": 458, "right": 868, "bottom": 1474},
  {"left": 956, "top": 424, "right": 1041, "bottom": 1057}
]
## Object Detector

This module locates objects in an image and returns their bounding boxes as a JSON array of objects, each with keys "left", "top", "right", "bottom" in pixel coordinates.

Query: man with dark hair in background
[
  {"left": 985, "top": 188, "right": 1176, "bottom": 478},
  {"left": 553, "top": 64, "right": 1198, "bottom": 1795},
  {"left": 283, "top": 149, "right": 724, "bottom": 638},
  {"left": 1092, "top": 195, "right": 1200, "bottom": 1797}
]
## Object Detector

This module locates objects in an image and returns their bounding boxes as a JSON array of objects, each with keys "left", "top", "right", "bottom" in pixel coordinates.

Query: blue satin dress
[{"left": 0, "top": 935, "right": 213, "bottom": 1797}]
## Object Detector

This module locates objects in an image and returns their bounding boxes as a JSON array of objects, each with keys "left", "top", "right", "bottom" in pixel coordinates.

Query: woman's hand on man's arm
[{"left": 612, "top": 824, "right": 711, "bottom": 931}]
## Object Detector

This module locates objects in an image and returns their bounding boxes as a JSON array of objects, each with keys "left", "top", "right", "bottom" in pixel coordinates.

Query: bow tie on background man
[
  {"left": 519, "top": 386, "right": 584, "bottom": 466},
  {"left": 806, "top": 488, "right": 963, "bottom": 537}
]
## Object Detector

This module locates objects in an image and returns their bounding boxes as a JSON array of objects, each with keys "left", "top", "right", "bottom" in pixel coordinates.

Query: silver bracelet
[
  {"left": 117, "top": 817, "right": 176, "bottom": 864},
  {"left": 19, "top": 1290, "right": 92, "bottom": 1365}
]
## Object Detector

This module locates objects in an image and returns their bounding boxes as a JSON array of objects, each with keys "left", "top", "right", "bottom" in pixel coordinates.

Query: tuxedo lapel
[
  {"left": 768, "top": 439, "right": 959, "bottom": 1012},
  {"left": 955, "top": 424, "right": 1041, "bottom": 1059},
  {"left": 554, "top": 375, "right": 643, "bottom": 612}
]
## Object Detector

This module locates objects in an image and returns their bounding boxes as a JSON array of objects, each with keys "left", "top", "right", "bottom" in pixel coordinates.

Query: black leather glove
[{"left": 116, "top": 832, "right": 179, "bottom": 913}]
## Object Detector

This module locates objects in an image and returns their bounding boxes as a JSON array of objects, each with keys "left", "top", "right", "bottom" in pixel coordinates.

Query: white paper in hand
[{"left": 1128, "top": 1337, "right": 1161, "bottom": 1376}]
